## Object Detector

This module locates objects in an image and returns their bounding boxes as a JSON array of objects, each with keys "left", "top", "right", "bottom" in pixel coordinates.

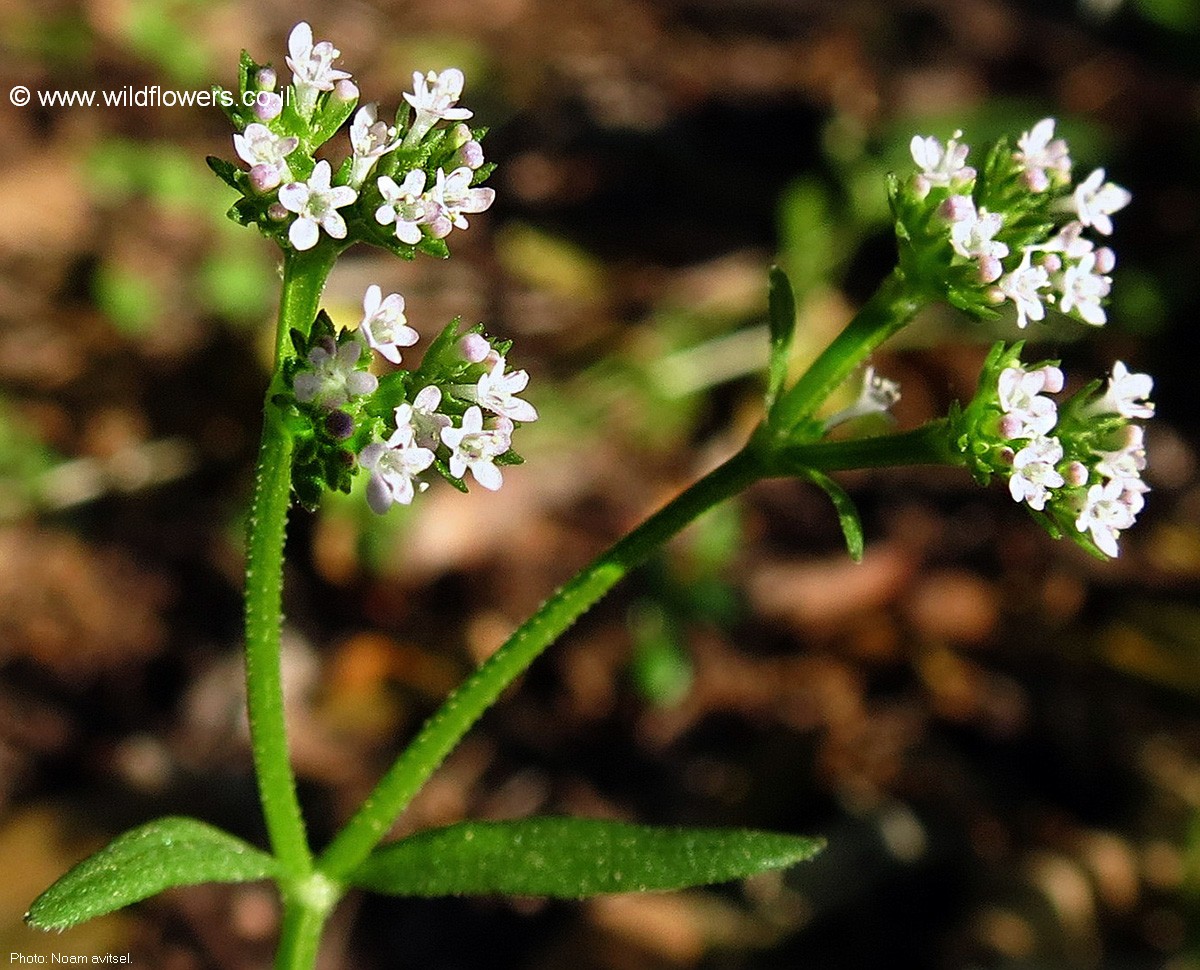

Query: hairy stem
[{"left": 317, "top": 446, "right": 766, "bottom": 879}]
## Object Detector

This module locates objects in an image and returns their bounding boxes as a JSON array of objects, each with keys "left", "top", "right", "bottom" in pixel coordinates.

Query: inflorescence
[{"left": 212, "top": 23, "right": 534, "bottom": 513}]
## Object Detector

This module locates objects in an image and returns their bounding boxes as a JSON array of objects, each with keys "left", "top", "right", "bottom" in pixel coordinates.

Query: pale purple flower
[
  {"left": 1040, "top": 221, "right": 1095, "bottom": 260},
  {"left": 441, "top": 405, "right": 511, "bottom": 491},
  {"left": 454, "top": 357, "right": 538, "bottom": 423},
  {"left": 253, "top": 91, "right": 284, "bottom": 122},
  {"left": 359, "top": 285, "right": 419, "bottom": 365},
  {"left": 997, "top": 364, "right": 1063, "bottom": 439},
  {"left": 1008, "top": 435, "right": 1065, "bottom": 511},
  {"left": 458, "top": 333, "right": 496, "bottom": 365},
  {"left": 348, "top": 103, "right": 401, "bottom": 187},
  {"left": 1014, "top": 118, "right": 1072, "bottom": 192},
  {"left": 285, "top": 22, "right": 352, "bottom": 119},
  {"left": 948, "top": 203, "right": 1009, "bottom": 262},
  {"left": 1057, "top": 251, "right": 1111, "bottom": 326},
  {"left": 278, "top": 160, "right": 357, "bottom": 251},
  {"left": 997, "top": 252, "right": 1051, "bottom": 329},
  {"left": 360, "top": 425, "right": 434, "bottom": 513},
  {"left": 403, "top": 68, "right": 473, "bottom": 146},
  {"left": 375, "top": 171, "right": 429, "bottom": 245},
  {"left": 424, "top": 166, "right": 495, "bottom": 239},
  {"left": 293, "top": 338, "right": 377, "bottom": 410},
  {"left": 1072, "top": 168, "right": 1131, "bottom": 236},
  {"left": 1090, "top": 361, "right": 1154, "bottom": 419},
  {"left": 395, "top": 385, "right": 452, "bottom": 450},
  {"left": 233, "top": 123, "right": 298, "bottom": 188},
  {"left": 909, "top": 130, "right": 975, "bottom": 196},
  {"left": 1075, "top": 478, "right": 1139, "bottom": 557}
]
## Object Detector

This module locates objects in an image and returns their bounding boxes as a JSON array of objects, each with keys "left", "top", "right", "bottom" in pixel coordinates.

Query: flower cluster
[
  {"left": 281, "top": 288, "right": 537, "bottom": 512},
  {"left": 892, "top": 119, "right": 1130, "bottom": 328},
  {"left": 211, "top": 22, "right": 496, "bottom": 258},
  {"left": 953, "top": 343, "right": 1153, "bottom": 558}
]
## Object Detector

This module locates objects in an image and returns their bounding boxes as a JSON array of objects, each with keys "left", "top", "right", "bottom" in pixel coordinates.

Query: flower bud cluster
[
  {"left": 280, "top": 289, "right": 537, "bottom": 511},
  {"left": 951, "top": 342, "right": 1153, "bottom": 558},
  {"left": 890, "top": 119, "right": 1129, "bottom": 328},
  {"left": 210, "top": 22, "right": 495, "bottom": 259}
]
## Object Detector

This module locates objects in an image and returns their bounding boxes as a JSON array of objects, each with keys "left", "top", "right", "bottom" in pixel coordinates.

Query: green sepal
[
  {"left": 417, "top": 236, "right": 451, "bottom": 260},
  {"left": 206, "top": 155, "right": 243, "bottom": 192},
  {"left": 803, "top": 469, "right": 864, "bottom": 562},
  {"left": 433, "top": 457, "right": 470, "bottom": 493},
  {"left": 309, "top": 92, "right": 359, "bottom": 150},
  {"left": 26, "top": 818, "right": 277, "bottom": 931},
  {"left": 347, "top": 817, "right": 824, "bottom": 898},
  {"left": 764, "top": 266, "right": 797, "bottom": 415},
  {"left": 495, "top": 450, "right": 524, "bottom": 466},
  {"left": 226, "top": 199, "right": 258, "bottom": 228}
]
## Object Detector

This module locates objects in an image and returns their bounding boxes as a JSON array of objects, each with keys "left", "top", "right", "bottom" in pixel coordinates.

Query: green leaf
[
  {"left": 765, "top": 266, "right": 797, "bottom": 414},
  {"left": 206, "top": 155, "right": 243, "bottom": 192},
  {"left": 348, "top": 817, "right": 824, "bottom": 898},
  {"left": 803, "top": 469, "right": 864, "bottom": 562},
  {"left": 27, "top": 817, "right": 278, "bottom": 931}
]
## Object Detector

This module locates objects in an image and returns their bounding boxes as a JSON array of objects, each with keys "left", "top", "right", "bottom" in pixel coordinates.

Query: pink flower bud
[
  {"left": 1036, "top": 366, "right": 1064, "bottom": 394},
  {"left": 998, "top": 414, "right": 1023, "bottom": 439},
  {"left": 1041, "top": 253, "right": 1062, "bottom": 273},
  {"left": 1094, "top": 247, "right": 1116, "bottom": 274},
  {"left": 1065, "top": 461, "right": 1089, "bottom": 486},
  {"left": 449, "top": 123, "right": 473, "bottom": 149},
  {"left": 254, "top": 91, "right": 283, "bottom": 121},
  {"left": 256, "top": 68, "right": 277, "bottom": 92},
  {"left": 458, "top": 333, "right": 491, "bottom": 363},
  {"left": 455, "top": 140, "right": 484, "bottom": 170},
  {"left": 268, "top": 202, "right": 289, "bottom": 221},
  {"left": 998, "top": 446, "right": 1015, "bottom": 465},
  {"left": 977, "top": 256, "right": 1003, "bottom": 284},
  {"left": 333, "top": 79, "right": 359, "bottom": 103},
  {"left": 249, "top": 163, "right": 281, "bottom": 193},
  {"left": 938, "top": 195, "right": 975, "bottom": 222}
]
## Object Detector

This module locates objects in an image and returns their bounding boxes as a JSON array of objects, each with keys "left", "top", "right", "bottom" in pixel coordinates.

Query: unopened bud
[
  {"left": 326, "top": 410, "right": 355, "bottom": 441},
  {"left": 256, "top": 68, "right": 277, "bottom": 92},
  {"left": 333, "top": 79, "right": 359, "bottom": 103},
  {"left": 449, "top": 123, "right": 473, "bottom": 150},
  {"left": 1065, "top": 461, "right": 1089, "bottom": 486},
  {"left": 455, "top": 140, "right": 484, "bottom": 170},
  {"left": 977, "top": 256, "right": 1003, "bottom": 284},
  {"left": 459, "top": 333, "right": 492, "bottom": 363},
  {"left": 1094, "top": 247, "right": 1116, "bottom": 274},
  {"left": 998, "top": 414, "right": 1023, "bottom": 439},
  {"left": 938, "top": 195, "right": 975, "bottom": 222},
  {"left": 249, "top": 164, "right": 281, "bottom": 193},
  {"left": 268, "top": 202, "right": 289, "bottom": 221},
  {"left": 1037, "top": 366, "right": 1065, "bottom": 394},
  {"left": 1041, "top": 253, "right": 1062, "bottom": 274},
  {"left": 254, "top": 91, "right": 283, "bottom": 121}
]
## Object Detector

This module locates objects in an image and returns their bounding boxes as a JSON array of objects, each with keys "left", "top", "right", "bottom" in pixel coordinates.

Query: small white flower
[
  {"left": 454, "top": 357, "right": 538, "bottom": 423},
  {"left": 285, "top": 22, "right": 353, "bottom": 119},
  {"left": 1008, "top": 435, "right": 1065, "bottom": 511},
  {"left": 1040, "top": 221, "right": 1094, "bottom": 260},
  {"left": 997, "top": 364, "right": 1063, "bottom": 439},
  {"left": 909, "top": 130, "right": 975, "bottom": 196},
  {"left": 423, "top": 166, "right": 495, "bottom": 238},
  {"left": 403, "top": 68, "right": 473, "bottom": 146},
  {"left": 823, "top": 366, "right": 901, "bottom": 431},
  {"left": 359, "top": 285, "right": 419, "bottom": 365},
  {"left": 1095, "top": 424, "right": 1149, "bottom": 495},
  {"left": 360, "top": 425, "right": 434, "bottom": 513},
  {"left": 441, "top": 405, "right": 510, "bottom": 491},
  {"left": 1072, "top": 168, "right": 1131, "bottom": 236},
  {"left": 278, "top": 161, "right": 358, "bottom": 251},
  {"left": 997, "top": 252, "right": 1051, "bottom": 329},
  {"left": 1014, "top": 118, "right": 1072, "bottom": 192},
  {"left": 1075, "top": 478, "right": 1139, "bottom": 557},
  {"left": 948, "top": 202, "right": 1009, "bottom": 262},
  {"left": 348, "top": 104, "right": 401, "bottom": 188},
  {"left": 233, "top": 123, "right": 298, "bottom": 187},
  {"left": 1091, "top": 361, "right": 1154, "bottom": 419},
  {"left": 1057, "top": 251, "right": 1111, "bottom": 326},
  {"left": 375, "top": 171, "right": 429, "bottom": 245},
  {"left": 394, "top": 385, "right": 453, "bottom": 450},
  {"left": 293, "top": 338, "right": 378, "bottom": 409}
]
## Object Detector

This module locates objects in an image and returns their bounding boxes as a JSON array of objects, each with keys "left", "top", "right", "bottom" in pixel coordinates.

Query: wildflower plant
[{"left": 27, "top": 22, "right": 1154, "bottom": 970}]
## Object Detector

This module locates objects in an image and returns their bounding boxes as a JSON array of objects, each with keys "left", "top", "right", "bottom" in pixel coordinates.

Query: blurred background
[{"left": 2, "top": 0, "right": 1200, "bottom": 966}]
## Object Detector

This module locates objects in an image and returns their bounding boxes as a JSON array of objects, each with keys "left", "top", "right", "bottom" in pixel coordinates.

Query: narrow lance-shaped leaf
[
  {"left": 804, "top": 469, "right": 864, "bottom": 562},
  {"left": 348, "top": 817, "right": 824, "bottom": 898},
  {"left": 764, "top": 266, "right": 797, "bottom": 414},
  {"left": 27, "top": 817, "right": 278, "bottom": 931}
]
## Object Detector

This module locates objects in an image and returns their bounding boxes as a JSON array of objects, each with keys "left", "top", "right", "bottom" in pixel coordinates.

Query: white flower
[
  {"left": 348, "top": 104, "right": 401, "bottom": 188},
  {"left": 293, "top": 338, "right": 378, "bottom": 409},
  {"left": 997, "top": 252, "right": 1051, "bottom": 329},
  {"left": 1014, "top": 118, "right": 1071, "bottom": 192},
  {"left": 948, "top": 202, "right": 1009, "bottom": 262},
  {"left": 1057, "top": 251, "right": 1111, "bottom": 326},
  {"left": 233, "top": 123, "right": 298, "bottom": 187},
  {"left": 423, "top": 166, "right": 495, "bottom": 238},
  {"left": 823, "top": 366, "right": 901, "bottom": 431},
  {"left": 1075, "top": 478, "right": 1139, "bottom": 557},
  {"left": 441, "top": 405, "right": 511, "bottom": 491},
  {"left": 375, "top": 171, "right": 429, "bottom": 245},
  {"left": 285, "top": 22, "right": 352, "bottom": 119},
  {"left": 278, "top": 161, "right": 358, "bottom": 251},
  {"left": 454, "top": 357, "right": 538, "bottom": 423},
  {"left": 360, "top": 425, "right": 434, "bottom": 513},
  {"left": 403, "top": 68, "right": 473, "bottom": 146},
  {"left": 997, "top": 364, "right": 1063, "bottom": 439},
  {"left": 1095, "top": 424, "right": 1149, "bottom": 495},
  {"left": 1040, "top": 221, "right": 1094, "bottom": 260},
  {"left": 1090, "top": 361, "right": 1154, "bottom": 419},
  {"left": 1008, "top": 435, "right": 1065, "bottom": 511},
  {"left": 394, "top": 385, "right": 452, "bottom": 450},
  {"left": 1072, "top": 168, "right": 1131, "bottom": 236},
  {"left": 909, "top": 130, "right": 975, "bottom": 196},
  {"left": 358, "top": 285, "right": 419, "bottom": 365}
]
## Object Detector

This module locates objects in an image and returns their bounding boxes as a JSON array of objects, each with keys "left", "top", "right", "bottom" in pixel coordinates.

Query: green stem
[
  {"left": 770, "top": 419, "right": 961, "bottom": 475},
  {"left": 768, "top": 269, "right": 928, "bottom": 438},
  {"left": 317, "top": 445, "right": 767, "bottom": 879},
  {"left": 245, "top": 247, "right": 337, "bottom": 880}
]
